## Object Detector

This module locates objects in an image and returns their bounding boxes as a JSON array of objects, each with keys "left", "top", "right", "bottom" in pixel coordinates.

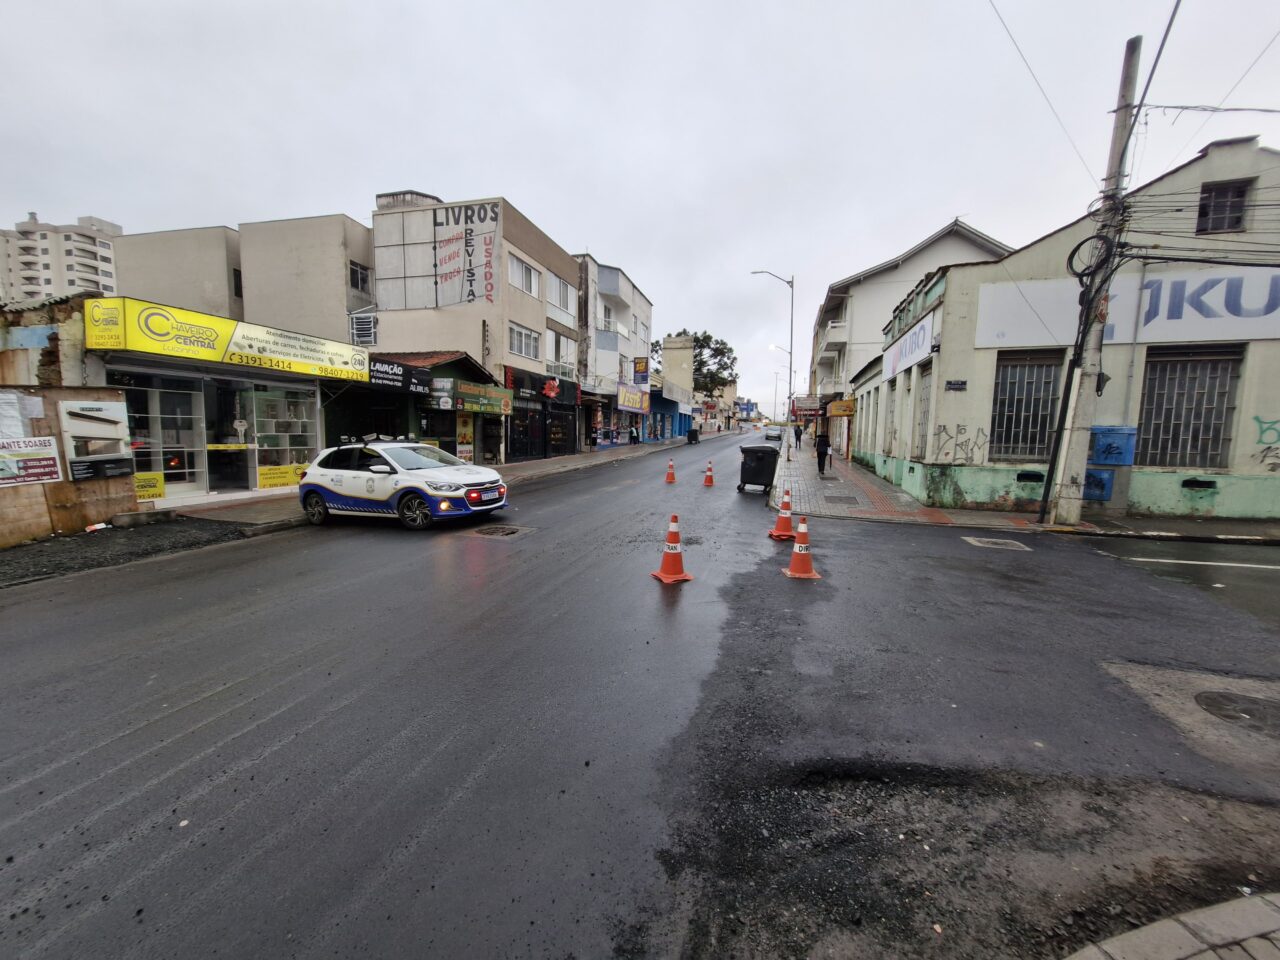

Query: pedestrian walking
[
  {"left": 629, "top": 425, "right": 639, "bottom": 445},
  {"left": 816, "top": 432, "right": 830, "bottom": 476},
  {"left": 793, "top": 424, "right": 803, "bottom": 449}
]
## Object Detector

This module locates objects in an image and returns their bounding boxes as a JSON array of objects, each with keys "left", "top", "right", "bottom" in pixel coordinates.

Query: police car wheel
[
  {"left": 303, "top": 492, "right": 329, "bottom": 525},
  {"left": 397, "top": 493, "right": 432, "bottom": 531}
]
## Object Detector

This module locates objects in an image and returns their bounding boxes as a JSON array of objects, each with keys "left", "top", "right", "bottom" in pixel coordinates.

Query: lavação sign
[{"left": 85, "top": 298, "right": 369, "bottom": 381}]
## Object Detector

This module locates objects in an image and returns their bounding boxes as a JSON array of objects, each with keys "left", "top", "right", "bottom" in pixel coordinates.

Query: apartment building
[
  {"left": 576, "top": 255, "right": 654, "bottom": 444},
  {"left": 0, "top": 213, "right": 122, "bottom": 303},
  {"left": 372, "top": 191, "right": 582, "bottom": 460}
]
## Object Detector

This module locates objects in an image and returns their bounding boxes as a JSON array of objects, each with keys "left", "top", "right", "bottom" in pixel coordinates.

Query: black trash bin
[
  {"left": 686, "top": 427, "right": 700, "bottom": 444},
  {"left": 738, "top": 443, "right": 781, "bottom": 494}
]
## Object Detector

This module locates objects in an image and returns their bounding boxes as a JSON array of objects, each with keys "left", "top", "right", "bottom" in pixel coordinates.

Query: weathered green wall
[
  {"left": 918, "top": 464, "right": 1046, "bottom": 512},
  {"left": 1127, "top": 471, "right": 1280, "bottom": 519},
  {"left": 905, "top": 463, "right": 1280, "bottom": 518}
]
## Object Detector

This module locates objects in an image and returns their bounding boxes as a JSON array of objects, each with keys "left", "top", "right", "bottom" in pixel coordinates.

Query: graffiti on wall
[
  {"left": 934, "top": 425, "right": 989, "bottom": 465},
  {"left": 1254, "top": 446, "right": 1280, "bottom": 472},
  {"left": 1255, "top": 416, "right": 1280, "bottom": 445}
]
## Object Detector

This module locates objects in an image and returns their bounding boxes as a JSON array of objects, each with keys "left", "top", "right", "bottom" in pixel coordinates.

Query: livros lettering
[{"left": 432, "top": 202, "right": 500, "bottom": 228}]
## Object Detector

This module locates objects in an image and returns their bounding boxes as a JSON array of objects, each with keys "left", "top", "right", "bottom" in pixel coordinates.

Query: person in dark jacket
[
  {"left": 815, "top": 432, "right": 831, "bottom": 475},
  {"left": 793, "top": 424, "right": 803, "bottom": 449}
]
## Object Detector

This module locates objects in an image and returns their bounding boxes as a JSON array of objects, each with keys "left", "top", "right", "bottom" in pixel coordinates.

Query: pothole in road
[
  {"left": 468, "top": 524, "right": 533, "bottom": 540},
  {"left": 1195, "top": 691, "right": 1280, "bottom": 740}
]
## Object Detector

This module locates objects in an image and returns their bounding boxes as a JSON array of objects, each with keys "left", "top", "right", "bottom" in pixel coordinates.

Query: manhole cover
[
  {"left": 469, "top": 524, "right": 532, "bottom": 539},
  {"left": 826, "top": 496, "right": 860, "bottom": 504},
  {"left": 1195, "top": 691, "right": 1280, "bottom": 740},
  {"left": 961, "top": 536, "right": 1032, "bottom": 551}
]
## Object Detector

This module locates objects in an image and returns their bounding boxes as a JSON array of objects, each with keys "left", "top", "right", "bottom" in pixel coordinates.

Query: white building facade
[
  {"left": 853, "top": 137, "right": 1280, "bottom": 519},
  {"left": 576, "top": 254, "right": 654, "bottom": 444},
  {"left": 809, "top": 220, "right": 1009, "bottom": 459}
]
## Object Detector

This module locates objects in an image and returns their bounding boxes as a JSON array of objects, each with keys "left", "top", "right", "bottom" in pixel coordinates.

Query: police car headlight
[{"left": 426, "top": 482, "right": 463, "bottom": 493}]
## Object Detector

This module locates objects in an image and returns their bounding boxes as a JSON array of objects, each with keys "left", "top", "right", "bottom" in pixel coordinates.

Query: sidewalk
[
  {"left": 1067, "top": 893, "right": 1280, "bottom": 960},
  {"left": 769, "top": 449, "right": 1280, "bottom": 544},
  {"left": 176, "top": 430, "right": 744, "bottom": 529}
]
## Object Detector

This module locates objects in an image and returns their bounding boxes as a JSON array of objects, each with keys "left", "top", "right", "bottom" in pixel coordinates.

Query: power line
[
  {"left": 1161, "top": 24, "right": 1280, "bottom": 172},
  {"left": 1126, "top": 0, "right": 1181, "bottom": 154},
  {"left": 986, "top": 0, "right": 1098, "bottom": 189}
]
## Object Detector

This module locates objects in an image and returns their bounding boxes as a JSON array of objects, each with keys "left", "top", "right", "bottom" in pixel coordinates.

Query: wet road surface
[{"left": 1, "top": 440, "right": 1278, "bottom": 958}]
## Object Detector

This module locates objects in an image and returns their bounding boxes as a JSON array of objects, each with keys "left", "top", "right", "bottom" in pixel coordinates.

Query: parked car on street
[
  {"left": 764, "top": 424, "right": 783, "bottom": 441},
  {"left": 299, "top": 442, "right": 507, "bottom": 530}
]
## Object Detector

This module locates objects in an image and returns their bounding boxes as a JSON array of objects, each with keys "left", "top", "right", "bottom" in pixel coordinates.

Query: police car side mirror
[{"left": 369, "top": 464, "right": 393, "bottom": 475}]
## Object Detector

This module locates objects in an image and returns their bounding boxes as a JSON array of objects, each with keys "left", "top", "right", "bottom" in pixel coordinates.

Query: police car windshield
[{"left": 382, "top": 445, "right": 465, "bottom": 470}]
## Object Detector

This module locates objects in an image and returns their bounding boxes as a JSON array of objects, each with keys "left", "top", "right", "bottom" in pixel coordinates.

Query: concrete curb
[
  {"left": 1065, "top": 892, "right": 1280, "bottom": 960},
  {"left": 768, "top": 484, "right": 1280, "bottom": 545}
]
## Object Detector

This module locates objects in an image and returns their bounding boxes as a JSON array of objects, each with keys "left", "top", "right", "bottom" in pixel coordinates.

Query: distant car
[
  {"left": 299, "top": 442, "right": 507, "bottom": 530},
  {"left": 764, "top": 424, "right": 783, "bottom": 441}
]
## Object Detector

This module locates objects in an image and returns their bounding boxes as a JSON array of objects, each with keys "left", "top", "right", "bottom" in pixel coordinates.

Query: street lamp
[
  {"left": 772, "top": 370, "right": 787, "bottom": 423},
  {"left": 752, "top": 270, "right": 795, "bottom": 461}
]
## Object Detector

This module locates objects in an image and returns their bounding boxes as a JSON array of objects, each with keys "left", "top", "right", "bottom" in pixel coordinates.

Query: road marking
[{"left": 1127, "top": 557, "right": 1280, "bottom": 571}]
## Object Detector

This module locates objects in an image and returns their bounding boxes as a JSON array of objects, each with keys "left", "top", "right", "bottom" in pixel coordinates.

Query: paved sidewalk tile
[
  {"left": 1241, "top": 937, "right": 1280, "bottom": 959},
  {"left": 1180, "top": 898, "right": 1280, "bottom": 947},
  {"left": 1095, "top": 918, "right": 1206, "bottom": 960},
  {"left": 1065, "top": 946, "right": 1112, "bottom": 960}
]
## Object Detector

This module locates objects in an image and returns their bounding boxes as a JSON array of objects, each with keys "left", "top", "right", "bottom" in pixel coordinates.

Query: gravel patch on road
[
  {"left": 0, "top": 519, "right": 249, "bottom": 588},
  {"left": 633, "top": 563, "right": 1280, "bottom": 959}
]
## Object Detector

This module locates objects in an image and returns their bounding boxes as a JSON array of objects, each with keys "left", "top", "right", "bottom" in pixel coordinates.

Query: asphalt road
[{"left": 1, "top": 440, "right": 1278, "bottom": 959}]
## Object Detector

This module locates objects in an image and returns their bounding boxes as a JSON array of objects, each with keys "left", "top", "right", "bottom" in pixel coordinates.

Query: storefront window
[
  {"left": 254, "top": 386, "right": 318, "bottom": 487},
  {"left": 110, "top": 370, "right": 207, "bottom": 494}
]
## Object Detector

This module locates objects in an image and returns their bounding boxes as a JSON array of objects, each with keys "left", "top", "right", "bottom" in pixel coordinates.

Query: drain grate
[
  {"left": 1195, "top": 691, "right": 1280, "bottom": 740},
  {"left": 961, "top": 536, "right": 1032, "bottom": 551},
  {"left": 825, "top": 496, "right": 860, "bottom": 504}
]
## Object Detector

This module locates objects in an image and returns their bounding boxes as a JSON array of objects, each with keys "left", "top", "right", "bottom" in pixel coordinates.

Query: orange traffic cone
[
  {"left": 651, "top": 514, "right": 694, "bottom": 584},
  {"left": 703, "top": 460, "right": 714, "bottom": 487},
  {"left": 782, "top": 516, "right": 822, "bottom": 579},
  {"left": 665, "top": 458, "right": 676, "bottom": 484},
  {"left": 768, "top": 488, "right": 796, "bottom": 541}
]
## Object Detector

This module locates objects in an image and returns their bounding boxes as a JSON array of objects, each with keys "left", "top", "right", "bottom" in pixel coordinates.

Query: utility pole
[{"left": 1043, "top": 36, "right": 1142, "bottom": 525}]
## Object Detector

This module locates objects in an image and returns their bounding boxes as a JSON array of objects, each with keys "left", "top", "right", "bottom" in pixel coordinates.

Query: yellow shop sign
[
  {"left": 257, "top": 463, "right": 308, "bottom": 489},
  {"left": 826, "top": 398, "right": 856, "bottom": 417},
  {"left": 134, "top": 472, "right": 165, "bottom": 500},
  {"left": 85, "top": 298, "right": 369, "bottom": 382}
]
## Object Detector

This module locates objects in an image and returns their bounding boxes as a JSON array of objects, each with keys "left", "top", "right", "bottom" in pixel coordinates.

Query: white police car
[{"left": 299, "top": 441, "right": 507, "bottom": 530}]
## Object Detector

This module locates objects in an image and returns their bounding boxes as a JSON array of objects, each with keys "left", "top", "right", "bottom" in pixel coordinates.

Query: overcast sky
[{"left": 5, "top": 1, "right": 1279, "bottom": 416}]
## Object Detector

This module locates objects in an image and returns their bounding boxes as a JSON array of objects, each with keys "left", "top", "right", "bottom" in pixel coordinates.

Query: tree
[{"left": 657, "top": 329, "right": 738, "bottom": 397}]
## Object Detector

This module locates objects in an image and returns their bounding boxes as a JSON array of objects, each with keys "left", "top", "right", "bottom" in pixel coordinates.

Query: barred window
[
  {"left": 1136, "top": 345, "right": 1242, "bottom": 468},
  {"left": 1196, "top": 180, "right": 1250, "bottom": 234},
  {"left": 989, "top": 350, "right": 1063, "bottom": 461},
  {"left": 914, "top": 363, "right": 932, "bottom": 459}
]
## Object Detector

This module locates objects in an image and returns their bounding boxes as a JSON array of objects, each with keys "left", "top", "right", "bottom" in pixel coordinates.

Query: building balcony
[
  {"left": 817, "top": 376, "right": 843, "bottom": 398},
  {"left": 546, "top": 360, "right": 577, "bottom": 381},
  {"left": 597, "top": 267, "right": 632, "bottom": 308}
]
